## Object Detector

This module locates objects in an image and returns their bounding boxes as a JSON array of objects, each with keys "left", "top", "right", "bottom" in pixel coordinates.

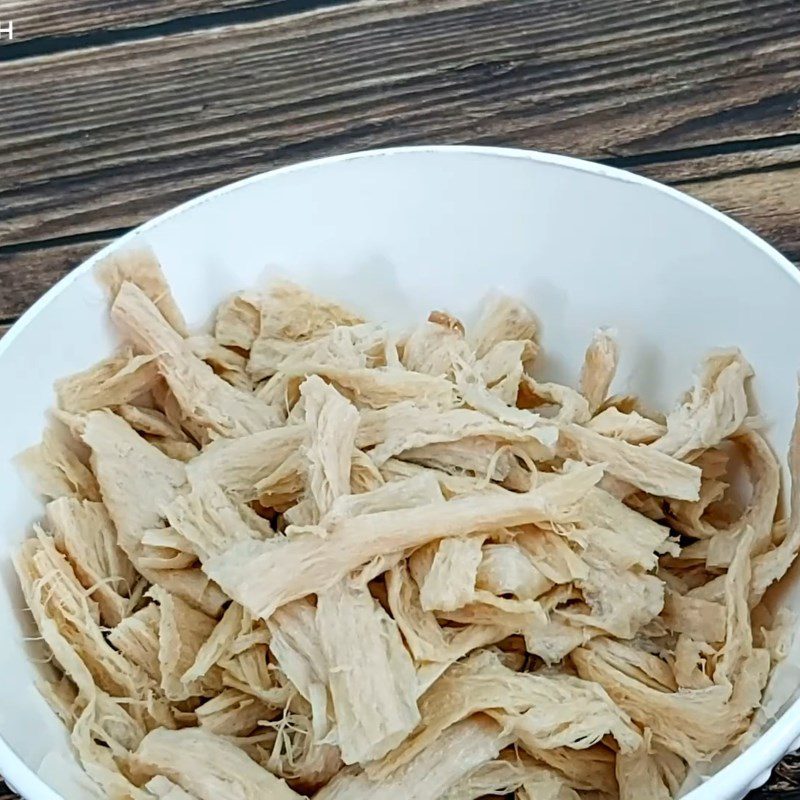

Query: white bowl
[{"left": 1, "top": 145, "right": 799, "bottom": 800}]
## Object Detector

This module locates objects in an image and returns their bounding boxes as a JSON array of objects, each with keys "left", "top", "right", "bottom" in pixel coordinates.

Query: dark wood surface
[{"left": 1, "top": 0, "right": 799, "bottom": 796}]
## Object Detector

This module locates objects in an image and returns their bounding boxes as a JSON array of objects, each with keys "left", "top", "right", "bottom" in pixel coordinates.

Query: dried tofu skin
[
  {"left": 682, "top": 396, "right": 800, "bottom": 609},
  {"left": 116, "top": 403, "right": 184, "bottom": 440},
  {"left": 97, "top": 245, "right": 188, "bottom": 336},
  {"left": 371, "top": 650, "right": 639, "bottom": 781},
  {"left": 561, "top": 424, "right": 701, "bottom": 500},
  {"left": 108, "top": 603, "right": 162, "bottom": 681},
  {"left": 262, "top": 707, "right": 342, "bottom": 792},
  {"left": 700, "top": 431, "right": 779, "bottom": 568},
  {"left": 150, "top": 586, "right": 220, "bottom": 701},
  {"left": 186, "top": 334, "right": 254, "bottom": 392},
  {"left": 441, "top": 750, "right": 577, "bottom": 800},
  {"left": 79, "top": 409, "right": 226, "bottom": 615},
  {"left": 14, "top": 262, "right": 800, "bottom": 800},
  {"left": 386, "top": 561, "right": 506, "bottom": 664},
  {"left": 132, "top": 727, "right": 303, "bottom": 800},
  {"left": 580, "top": 330, "right": 619, "bottom": 414},
  {"left": 476, "top": 542, "right": 553, "bottom": 601},
  {"left": 14, "top": 532, "right": 174, "bottom": 772},
  {"left": 660, "top": 590, "right": 726, "bottom": 642},
  {"left": 359, "top": 403, "right": 556, "bottom": 468},
  {"left": 417, "top": 536, "right": 485, "bottom": 612},
  {"left": 112, "top": 282, "right": 280, "bottom": 436},
  {"left": 454, "top": 358, "right": 546, "bottom": 430},
  {"left": 267, "top": 598, "right": 331, "bottom": 740},
  {"left": 402, "top": 316, "right": 472, "bottom": 377},
  {"left": 195, "top": 688, "right": 275, "bottom": 736},
  {"left": 470, "top": 293, "right": 539, "bottom": 361},
  {"left": 518, "top": 375, "right": 591, "bottom": 426},
  {"left": 182, "top": 602, "right": 245, "bottom": 684},
  {"left": 215, "top": 291, "right": 262, "bottom": 350},
  {"left": 47, "top": 496, "right": 137, "bottom": 627},
  {"left": 574, "top": 531, "right": 768, "bottom": 763},
  {"left": 323, "top": 471, "right": 443, "bottom": 527},
  {"left": 248, "top": 280, "right": 365, "bottom": 379},
  {"left": 616, "top": 730, "right": 678, "bottom": 800},
  {"left": 519, "top": 744, "right": 618, "bottom": 796},
  {"left": 187, "top": 425, "right": 306, "bottom": 499},
  {"left": 19, "top": 419, "right": 100, "bottom": 502},
  {"left": 301, "top": 375, "right": 360, "bottom": 521},
  {"left": 317, "top": 578, "right": 420, "bottom": 764},
  {"left": 586, "top": 407, "right": 666, "bottom": 444},
  {"left": 163, "top": 478, "right": 266, "bottom": 562},
  {"left": 287, "top": 363, "right": 461, "bottom": 411},
  {"left": 81, "top": 409, "right": 185, "bottom": 558},
  {"left": 146, "top": 775, "right": 199, "bottom": 799},
  {"left": 56, "top": 350, "right": 160, "bottom": 413},
  {"left": 653, "top": 349, "right": 752, "bottom": 459},
  {"left": 315, "top": 716, "right": 509, "bottom": 800},
  {"left": 559, "top": 565, "right": 664, "bottom": 639},
  {"left": 517, "top": 782, "right": 581, "bottom": 800}
]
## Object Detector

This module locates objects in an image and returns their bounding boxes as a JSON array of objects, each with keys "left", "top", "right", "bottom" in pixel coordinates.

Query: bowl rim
[{"left": 1, "top": 144, "right": 798, "bottom": 800}]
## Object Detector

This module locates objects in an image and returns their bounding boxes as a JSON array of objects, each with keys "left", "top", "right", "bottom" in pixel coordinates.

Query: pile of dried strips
[{"left": 15, "top": 247, "right": 800, "bottom": 800}]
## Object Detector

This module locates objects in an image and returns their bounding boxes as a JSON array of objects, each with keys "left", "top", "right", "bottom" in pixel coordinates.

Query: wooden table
[{"left": 1, "top": 0, "right": 799, "bottom": 797}]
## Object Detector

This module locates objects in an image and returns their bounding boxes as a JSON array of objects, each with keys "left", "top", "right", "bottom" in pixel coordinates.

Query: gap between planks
[{"left": 0, "top": 0, "right": 352, "bottom": 59}]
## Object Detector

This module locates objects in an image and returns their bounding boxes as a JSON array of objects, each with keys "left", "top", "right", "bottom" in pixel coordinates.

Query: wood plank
[
  {"left": 0, "top": 0, "right": 337, "bottom": 47},
  {"left": 0, "top": 237, "right": 113, "bottom": 319},
  {"left": 1, "top": 0, "right": 799, "bottom": 246},
  {"left": 634, "top": 143, "right": 800, "bottom": 184},
  {"left": 0, "top": 0, "right": 259, "bottom": 43}
]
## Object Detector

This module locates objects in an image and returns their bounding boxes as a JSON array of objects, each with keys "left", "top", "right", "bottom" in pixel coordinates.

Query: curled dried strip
[
  {"left": 561, "top": 424, "right": 701, "bottom": 501},
  {"left": 112, "top": 282, "right": 280, "bottom": 437},
  {"left": 580, "top": 329, "right": 619, "bottom": 413},
  {"left": 131, "top": 727, "right": 303, "bottom": 799},
  {"left": 315, "top": 716, "right": 510, "bottom": 800},
  {"left": 652, "top": 349, "right": 752, "bottom": 459}
]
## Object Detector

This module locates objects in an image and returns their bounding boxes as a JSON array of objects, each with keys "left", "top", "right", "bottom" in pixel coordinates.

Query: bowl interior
[{"left": 1, "top": 146, "right": 799, "bottom": 799}]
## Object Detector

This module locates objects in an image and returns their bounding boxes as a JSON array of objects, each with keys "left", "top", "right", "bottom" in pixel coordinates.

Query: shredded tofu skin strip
[
  {"left": 132, "top": 727, "right": 302, "bottom": 800},
  {"left": 203, "top": 465, "right": 603, "bottom": 619},
  {"left": 314, "top": 716, "right": 509, "bottom": 800},
  {"left": 316, "top": 578, "right": 420, "bottom": 764}
]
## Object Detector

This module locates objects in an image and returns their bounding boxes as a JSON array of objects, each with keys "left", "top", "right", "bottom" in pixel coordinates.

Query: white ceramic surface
[{"left": 1, "top": 146, "right": 799, "bottom": 800}]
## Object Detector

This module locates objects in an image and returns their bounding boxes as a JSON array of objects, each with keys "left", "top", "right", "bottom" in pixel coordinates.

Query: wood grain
[
  {"left": 1, "top": 0, "right": 800, "bottom": 246},
  {"left": 0, "top": 238, "right": 113, "bottom": 320},
  {"left": 0, "top": 0, "right": 333, "bottom": 46},
  {"left": 0, "top": 0, "right": 254, "bottom": 41},
  {"left": 633, "top": 143, "right": 800, "bottom": 184}
]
